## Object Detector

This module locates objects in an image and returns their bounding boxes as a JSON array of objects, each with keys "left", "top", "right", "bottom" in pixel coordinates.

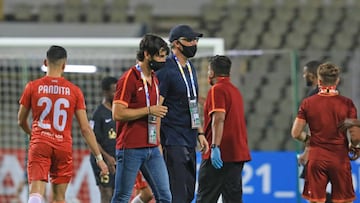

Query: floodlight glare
[{"left": 41, "top": 65, "right": 97, "bottom": 73}]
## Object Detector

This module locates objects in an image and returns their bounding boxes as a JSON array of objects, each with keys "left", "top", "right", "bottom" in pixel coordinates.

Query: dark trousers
[
  {"left": 196, "top": 159, "right": 245, "bottom": 203},
  {"left": 163, "top": 146, "right": 196, "bottom": 203}
]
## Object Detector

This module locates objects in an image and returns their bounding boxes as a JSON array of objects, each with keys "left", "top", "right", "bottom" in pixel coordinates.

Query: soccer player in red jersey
[
  {"left": 196, "top": 55, "right": 251, "bottom": 203},
  {"left": 17, "top": 45, "right": 108, "bottom": 203},
  {"left": 111, "top": 34, "right": 171, "bottom": 203},
  {"left": 132, "top": 172, "right": 153, "bottom": 203},
  {"left": 291, "top": 62, "right": 357, "bottom": 203}
]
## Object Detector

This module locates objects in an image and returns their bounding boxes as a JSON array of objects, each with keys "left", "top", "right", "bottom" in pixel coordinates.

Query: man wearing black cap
[{"left": 156, "top": 24, "right": 209, "bottom": 203}]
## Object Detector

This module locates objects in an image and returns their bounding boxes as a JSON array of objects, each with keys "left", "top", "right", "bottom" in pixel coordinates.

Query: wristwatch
[{"left": 211, "top": 144, "right": 219, "bottom": 148}]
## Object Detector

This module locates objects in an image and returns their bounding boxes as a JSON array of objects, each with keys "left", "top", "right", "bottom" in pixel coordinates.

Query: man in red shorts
[
  {"left": 18, "top": 45, "right": 108, "bottom": 203},
  {"left": 291, "top": 62, "right": 357, "bottom": 203}
]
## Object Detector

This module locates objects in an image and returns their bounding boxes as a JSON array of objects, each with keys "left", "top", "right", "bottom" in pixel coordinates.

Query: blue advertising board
[
  {"left": 241, "top": 151, "right": 304, "bottom": 203},
  {"left": 194, "top": 151, "right": 360, "bottom": 203}
]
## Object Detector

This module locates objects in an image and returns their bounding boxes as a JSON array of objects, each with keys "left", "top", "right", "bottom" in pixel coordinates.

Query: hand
[
  {"left": 198, "top": 96, "right": 206, "bottom": 106},
  {"left": 149, "top": 105, "right": 168, "bottom": 118},
  {"left": 211, "top": 146, "right": 223, "bottom": 169},
  {"left": 349, "top": 126, "right": 360, "bottom": 146},
  {"left": 349, "top": 145, "right": 360, "bottom": 161},
  {"left": 198, "top": 135, "right": 209, "bottom": 154},
  {"left": 105, "top": 156, "right": 116, "bottom": 174},
  {"left": 298, "top": 150, "right": 308, "bottom": 166},
  {"left": 158, "top": 144, "right": 163, "bottom": 155},
  {"left": 97, "top": 160, "right": 109, "bottom": 176},
  {"left": 338, "top": 118, "right": 359, "bottom": 131}
]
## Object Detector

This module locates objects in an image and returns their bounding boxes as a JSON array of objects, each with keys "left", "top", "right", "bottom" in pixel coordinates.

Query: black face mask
[
  {"left": 149, "top": 60, "right": 165, "bottom": 71},
  {"left": 179, "top": 42, "right": 197, "bottom": 58}
]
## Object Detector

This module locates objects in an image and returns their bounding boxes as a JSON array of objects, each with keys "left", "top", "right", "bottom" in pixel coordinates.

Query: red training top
[
  {"left": 202, "top": 77, "right": 251, "bottom": 162},
  {"left": 113, "top": 66, "right": 159, "bottom": 149}
]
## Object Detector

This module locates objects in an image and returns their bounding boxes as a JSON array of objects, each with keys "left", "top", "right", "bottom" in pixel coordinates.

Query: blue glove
[{"left": 211, "top": 146, "right": 223, "bottom": 169}]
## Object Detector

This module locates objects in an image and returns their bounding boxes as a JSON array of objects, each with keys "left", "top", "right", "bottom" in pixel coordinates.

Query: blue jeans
[{"left": 111, "top": 147, "right": 171, "bottom": 203}]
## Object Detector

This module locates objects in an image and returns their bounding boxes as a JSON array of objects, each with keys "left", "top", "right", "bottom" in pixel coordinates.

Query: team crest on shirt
[
  {"left": 138, "top": 87, "right": 143, "bottom": 91},
  {"left": 108, "top": 128, "right": 116, "bottom": 139}
]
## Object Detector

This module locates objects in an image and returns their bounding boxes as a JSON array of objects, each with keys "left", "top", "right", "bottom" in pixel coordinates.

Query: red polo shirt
[
  {"left": 113, "top": 66, "right": 159, "bottom": 149},
  {"left": 202, "top": 77, "right": 251, "bottom": 162}
]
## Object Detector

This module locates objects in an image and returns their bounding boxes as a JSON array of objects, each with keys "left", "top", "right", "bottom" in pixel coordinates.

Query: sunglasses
[{"left": 178, "top": 37, "right": 199, "bottom": 42}]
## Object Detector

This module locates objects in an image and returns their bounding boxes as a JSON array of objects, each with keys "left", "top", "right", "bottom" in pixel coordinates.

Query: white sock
[
  {"left": 131, "top": 194, "right": 145, "bottom": 203},
  {"left": 28, "top": 193, "right": 43, "bottom": 203}
]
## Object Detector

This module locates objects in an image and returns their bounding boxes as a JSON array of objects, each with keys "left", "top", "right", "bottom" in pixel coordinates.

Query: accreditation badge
[
  {"left": 189, "top": 99, "right": 201, "bottom": 129},
  {"left": 148, "top": 115, "right": 157, "bottom": 144}
]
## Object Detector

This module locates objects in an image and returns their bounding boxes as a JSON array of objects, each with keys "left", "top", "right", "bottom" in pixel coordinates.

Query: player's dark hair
[
  {"left": 136, "top": 34, "right": 169, "bottom": 61},
  {"left": 47, "top": 45, "right": 67, "bottom": 63},
  {"left": 318, "top": 62, "right": 340, "bottom": 85},
  {"left": 304, "top": 60, "right": 322, "bottom": 76},
  {"left": 101, "top": 76, "right": 118, "bottom": 91},
  {"left": 209, "top": 55, "right": 232, "bottom": 76}
]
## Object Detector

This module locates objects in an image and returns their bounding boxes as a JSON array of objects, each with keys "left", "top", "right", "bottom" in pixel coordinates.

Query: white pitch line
[{"left": 273, "top": 191, "right": 296, "bottom": 198}]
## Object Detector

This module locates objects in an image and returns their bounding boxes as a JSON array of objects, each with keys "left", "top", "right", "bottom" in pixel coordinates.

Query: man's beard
[{"left": 306, "top": 80, "right": 313, "bottom": 87}]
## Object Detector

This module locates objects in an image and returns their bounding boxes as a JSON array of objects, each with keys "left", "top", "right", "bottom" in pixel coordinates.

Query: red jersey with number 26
[{"left": 19, "top": 76, "right": 86, "bottom": 152}]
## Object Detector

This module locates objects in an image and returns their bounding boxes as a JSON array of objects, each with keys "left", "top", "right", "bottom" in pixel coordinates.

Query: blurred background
[{"left": 1, "top": 0, "right": 360, "bottom": 202}]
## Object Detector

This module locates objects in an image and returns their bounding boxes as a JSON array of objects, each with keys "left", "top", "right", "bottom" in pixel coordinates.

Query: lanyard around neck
[
  {"left": 135, "top": 64, "right": 159, "bottom": 106},
  {"left": 173, "top": 55, "right": 197, "bottom": 99}
]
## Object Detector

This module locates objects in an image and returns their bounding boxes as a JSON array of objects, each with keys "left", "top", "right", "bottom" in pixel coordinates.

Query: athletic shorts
[
  {"left": 303, "top": 159, "right": 355, "bottom": 202},
  {"left": 134, "top": 171, "right": 148, "bottom": 190},
  {"left": 27, "top": 142, "right": 72, "bottom": 184}
]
